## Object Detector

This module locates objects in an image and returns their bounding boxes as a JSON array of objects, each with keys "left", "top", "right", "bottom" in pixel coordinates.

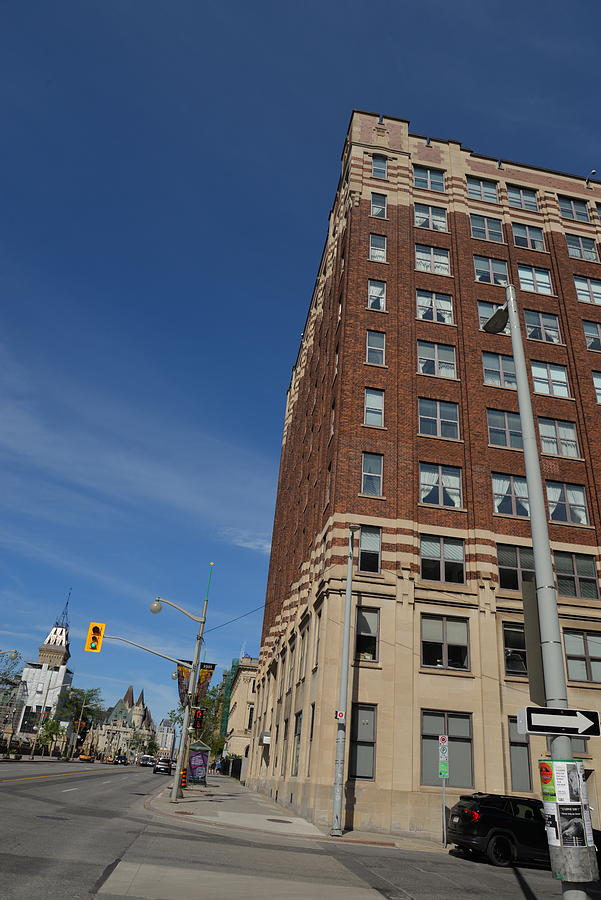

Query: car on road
[
  {"left": 78, "top": 754, "right": 95, "bottom": 763},
  {"left": 153, "top": 757, "right": 173, "bottom": 774},
  {"left": 113, "top": 754, "right": 129, "bottom": 765},
  {"left": 138, "top": 754, "right": 156, "bottom": 767},
  {"left": 448, "top": 793, "right": 550, "bottom": 866}
]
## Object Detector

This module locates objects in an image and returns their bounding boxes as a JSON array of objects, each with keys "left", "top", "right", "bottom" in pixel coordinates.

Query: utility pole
[
  {"left": 330, "top": 524, "right": 359, "bottom": 836},
  {"left": 485, "top": 286, "right": 598, "bottom": 896},
  {"left": 68, "top": 691, "right": 90, "bottom": 760}
]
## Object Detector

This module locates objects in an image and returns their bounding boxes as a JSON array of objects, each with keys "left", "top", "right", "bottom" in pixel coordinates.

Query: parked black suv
[{"left": 448, "top": 793, "right": 549, "bottom": 866}]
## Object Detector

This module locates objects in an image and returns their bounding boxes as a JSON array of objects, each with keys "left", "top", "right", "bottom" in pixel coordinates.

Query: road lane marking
[
  {"left": 0, "top": 771, "right": 106, "bottom": 784},
  {"left": 62, "top": 788, "right": 78, "bottom": 792},
  {"left": 102, "top": 780, "right": 110, "bottom": 784}
]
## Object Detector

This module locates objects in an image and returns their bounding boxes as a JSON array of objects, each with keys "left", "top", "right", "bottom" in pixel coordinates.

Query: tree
[
  {"left": 0, "top": 652, "right": 22, "bottom": 685},
  {"left": 146, "top": 737, "right": 159, "bottom": 756},
  {"left": 37, "top": 720, "right": 66, "bottom": 756},
  {"left": 168, "top": 686, "right": 226, "bottom": 754},
  {"left": 56, "top": 687, "right": 105, "bottom": 725}
]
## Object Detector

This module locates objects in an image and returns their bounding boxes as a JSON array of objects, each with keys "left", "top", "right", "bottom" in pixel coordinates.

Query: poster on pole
[
  {"left": 438, "top": 734, "right": 449, "bottom": 779},
  {"left": 194, "top": 663, "right": 216, "bottom": 704},
  {"left": 539, "top": 759, "right": 595, "bottom": 848},
  {"left": 177, "top": 664, "right": 192, "bottom": 704}
]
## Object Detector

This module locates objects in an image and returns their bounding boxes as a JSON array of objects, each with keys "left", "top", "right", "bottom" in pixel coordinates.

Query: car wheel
[{"left": 486, "top": 835, "right": 515, "bottom": 867}]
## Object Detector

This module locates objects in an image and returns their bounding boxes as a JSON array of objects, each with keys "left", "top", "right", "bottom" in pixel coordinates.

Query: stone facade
[
  {"left": 247, "top": 110, "right": 601, "bottom": 839},
  {"left": 224, "top": 656, "right": 259, "bottom": 762},
  {"left": 85, "top": 686, "right": 155, "bottom": 760}
]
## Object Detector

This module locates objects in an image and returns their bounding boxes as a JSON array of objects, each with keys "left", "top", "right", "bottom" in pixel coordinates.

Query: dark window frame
[
  {"left": 498, "top": 544, "right": 535, "bottom": 592},
  {"left": 487, "top": 408, "right": 523, "bottom": 449},
  {"left": 355, "top": 606, "right": 380, "bottom": 662},
  {"left": 418, "top": 397, "right": 460, "bottom": 439},
  {"left": 421, "top": 709, "right": 473, "bottom": 787},
  {"left": 419, "top": 462, "right": 463, "bottom": 508},
  {"left": 565, "top": 630, "right": 601, "bottom": 683},
  {"left": 420, "top": 535, "right": 465, "bottom": 584},
  {"left": 349, "top": 703, "right": 377, "bottom": 780},
  {"left": 503, "top": 622, "right": 528, "bottom": 675}
]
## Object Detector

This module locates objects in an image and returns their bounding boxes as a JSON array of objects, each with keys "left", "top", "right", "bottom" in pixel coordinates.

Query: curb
[{"left": 143, "top": 787, "right": 445, "bottom": 853}]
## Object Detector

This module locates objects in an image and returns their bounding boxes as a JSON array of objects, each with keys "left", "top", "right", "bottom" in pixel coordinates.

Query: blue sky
[{"left": 1, "top": 0, "right": 599, "bottom": 724}]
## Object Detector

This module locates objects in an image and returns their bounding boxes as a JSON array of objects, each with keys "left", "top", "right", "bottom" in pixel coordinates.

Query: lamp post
[
  {"left": 330, "top": 524, "right": 359, "bottom": 836},
  {"left": 68, "top": 690, "right": 93, "bottom": 760},
  {"left": 484, "top": 285, "right": 598, "bottom": 895},
  {"left": 150, "top": 563, "right": 215, "bottom": 803}
]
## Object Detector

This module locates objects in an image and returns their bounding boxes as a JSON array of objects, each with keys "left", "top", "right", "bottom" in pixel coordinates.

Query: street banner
[
  {"left": 177, "top": 664, "right": 191, "bottom": 704},
  {"left": 194, "top": 663, "right": 216, "bottom": 704}
]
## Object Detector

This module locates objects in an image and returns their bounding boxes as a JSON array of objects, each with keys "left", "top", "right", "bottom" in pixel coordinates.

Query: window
[
  {"left": 291, "top": 712, "right": 302, "bottom": 776},
  {"left": 298, "top": 627, "right": 308, "bottom": 679},
  {"left": 281, "top": 718, "right": 288, "bottom": 774},
  {"left": 503, "top": 622, "right": 528, "bottom": 674},
  {"left": 420, "top": 536, "right": 464, "bottom": 583},
  {"left": 415, "top": 203, "right": 447, "bottom": 231},
  {"left": 369, "top": 234, "right": 387, "bottom": 262},
  {"left": 492, "top": 473, "right": 529, "bottom": 517},
  {"left": 421, "top": 711, "right": 473, "bottom": 787},
  {"left": 247, "top": 706, "right": 254, "bottom": 730},
  {"left": 368, "top": 279, "right": 386, "bottom": 310},
  {"left": 287, "top": 642, "right": 295, "bottom": 689},
  {"left": 471, "top": 214, "right": 503, "bottom": 242},
  {"left": 509, "top": 717, "right": 532, "bottom": 792},
  {"left": 349, "top": 704, "right": 376, "bottom": 779},
  {"left": 422, "top": 614, "right": 469, "bottom": 668},
  {"left": 518, "top": 264, "right": 553, "bottom": 294},
  {"left": 413, "top": 165, "right": 445, "bottom": 192},
  {"left": 372, "top": 154, "right": 387, "bottom": 179},
  {"left": 314, "top": 610, "right": 321, "bottom": 668},
  {"left": 371, "top": 192, "right": 387, "bottom": 218},
  {"left": 366, "top": 330, "right": 385, "bottom": 365},
  {"left": 531, "top": 361, "right": 570, "bottom": 397},
  {"left": 467, "top": 176, "right": 498, "bottom": 203},
  {"left": 417, "top": 340, "right": 456, "bottom": 378},
  {"left": 307, "top": 703, "right": 315, "bottom": 776},
  {"left": 478, "top": 300, "right": 510, "bottom": 334},
  {"left": 279, "top": 652, "right": 286, "bottom": 696},
  {"left": 507, "top": 185, "right": 538, "bottom": 211},
  {"left": 361, "top": 452, "right": 383, "bottom": 496},
  {"left": 498, "top": 544, "right": 535, "bottom": 591},
  {"left": 539, "top": 418, "right": 579, "bottom": 457},
  {"left": 566, "top": 234, "right": 598, "bottom": 261},
  {"left": 598, "top": 203, "right": 601, "bottom": 223},
  {"left": 593, "top": 372, "right": 601, "bottom": 403},
  {"left": 418, "top": 397, "right": 459, "bottom": 439},
  {"left": 555, "top": 552, "right": 599, "bottom": 599},
  {"left": 524, "top": 309, "right": 561, "bottom": 343},
  {"left": 546, "top": 481, "right": 588, "bottom": 525},
  {"left": 419, "top": 463, "right": 462, "bottom": 508},
  {"left": 487, "top": 409, "right": 523, "bottom": 449},
  {"left": 415, "top": 244, "right": 450, "bottom": 275},
  {"left": 574, "top": 275, "right": 601, "bottom": 305},
  {"left": 359, "top": 526, "right": 381, "bottom": 573},
  {"left": 483, "top": 352, "right": 516, "bottom": 388},
  {"left": 565, "top": 631, "right": 601, "bottom": 682},
  {"left": 512, "top": 223, "right": 545, "bottom": 251},
  {"left": 558, "top": 195, "right": 589, "bottom": 222},
  {"left": 583, "top": 320, "right": 601, "bottom": 351},
  {"left": 416, "top": 289, "right": 453, "bottom": 323},
  {"left": 355, "top": 608, "right": 379, "bottom": 661},
  {"left": 474, "top": 255, "right": 508, "bottom": 285},
  {"left": 364, "top": 388, "right": 384, "bottom": 427}
]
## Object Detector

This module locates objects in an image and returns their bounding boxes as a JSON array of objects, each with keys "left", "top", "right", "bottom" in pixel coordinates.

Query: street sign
[
  {"left": 438, "top": 734, "right": 449, "bottom": 779},
  {"left": 335, "top": 710, "right": 345, "bottom": 722},
  {"left": 518, "top": 707, "right": 600, "bottom": 737}
]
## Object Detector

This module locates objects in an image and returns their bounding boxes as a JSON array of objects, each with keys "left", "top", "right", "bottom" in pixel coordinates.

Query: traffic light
[
  {"left": 193, "top": 708, "right": 205, "bottom": 729},
  {"left": 85, "top": 622, "right": 106, "bottom": 652}
]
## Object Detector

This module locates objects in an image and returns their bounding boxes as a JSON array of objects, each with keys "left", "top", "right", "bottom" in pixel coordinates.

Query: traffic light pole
[
  {"left": 170, "top": 564, "right": 214, "bottom": 803},
  {"left": 486, "top": 287, "right": 598, "bottom": 895}
]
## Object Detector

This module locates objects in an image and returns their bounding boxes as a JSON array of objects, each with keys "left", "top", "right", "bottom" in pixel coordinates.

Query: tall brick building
[{"left": 247, "top": 110, "right": 601, "bottom": 838}]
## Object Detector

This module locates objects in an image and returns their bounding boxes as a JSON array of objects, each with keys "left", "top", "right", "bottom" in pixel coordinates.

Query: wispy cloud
[{"left": 219, "top": 528, "right": 271, "bottom": 554}]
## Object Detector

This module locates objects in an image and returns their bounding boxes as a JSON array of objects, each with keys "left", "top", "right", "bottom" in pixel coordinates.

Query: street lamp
[
  {"left": 0, "top": 650, "right": 18, "bottom": 660},
  {"left": 149, "top": 563, "right": 215, "bottom": 803},
  {"left": 484, "top": 285, "right": 598, "bottom": 892}
]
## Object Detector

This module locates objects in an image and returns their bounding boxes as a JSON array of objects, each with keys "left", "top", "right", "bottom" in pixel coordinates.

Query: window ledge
[
  {"left": 358, "top": 493, "right": 387, "bottom": 501},
  {"left": 567, "top": 680, "right": 601, "bottom": 689},
  {"left": 352, "top": 661, "right": 382, "bottom": 669},
  {"left": 369, "top": 258, "right": 390, "bottom": 265},
  {"left": 472, "top": 236, "right": 507, "bottom": 245},
  {"left": 488, "top": 443, "right": 523, "bottom": 452},
  {"left": 415, "top": 580, "right": 473, "bottom": 595},
  {"left": 527, "top": 339, "right": 565, "bottom": 347},
  {"left": 418, "top": 434, "right": 464, "bottom": 444},
  {"left": 483, "top": 383, "right": 517, "bottom": 391},
  {"left": 361, "top": 424, "right": 388, "bottom": 431},
  {"left": 549, "top": 521, "right": 595, "bottom": 529},
  {"left": 504, "top": 675, "right": 529, "bottom": 684},
  {"left": 366, "top": 306, "right": 389, "bottom": 314},
  {"left": 533, "top": 394, "right": 576, "bottom": 401},
  {"left": 416, "top": 318, "right": 457, "bottom": 327},
  {"left": 514, "top": 245, "right": 550, "bottom": 255},
  {"left": 419, "top": 667, "right": 475, "bottom": 678},
  {"left": 493, "top": 513, "right": 530, "bottom": 521},
  {"left": 418, "top": 502, "right": 467, "bottom": 513},
  {"left": 415, "top": 269, "right": 454, "bottom": 279},
  {"left": 365, "top": 362, "right": 389, "bottom": 369},
  {"left": 517, "top": 289, "right": 558, "bottom": 298},
  {"left": 417, "top": 373, "right": 460, "bottom": 382},
  {"left": 414, "top": 225, "right": 450, "bottom": 234},
  {"left": 369, "top": 215, "right": 389, "bottom": 221},
  {"left": 542, "top": 453, "right": 585, "bottom": 462}
]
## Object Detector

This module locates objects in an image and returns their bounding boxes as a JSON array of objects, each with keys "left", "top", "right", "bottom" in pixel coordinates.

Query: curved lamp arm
[{"left": 150, "top": 596, "right": 205, "bottom": 624}]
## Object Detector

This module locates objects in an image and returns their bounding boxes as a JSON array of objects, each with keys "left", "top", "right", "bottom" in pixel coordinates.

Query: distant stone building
[
  {"left": 86, "top": 686, "right": 155, "bottom": 759},
  {"left": 15, "top": 609, "right": 73, "bottom": 740},
  {"left": 224, "top": 656, "right": 258, "bottom": 776},
  {"left": 157, "top": 718, "right": 176, "bottom": 757}
]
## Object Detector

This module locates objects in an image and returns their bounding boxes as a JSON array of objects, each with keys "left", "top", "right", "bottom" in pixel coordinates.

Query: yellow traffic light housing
[{"left": 85, "top": 622, "right": 106, "bottom": 653}]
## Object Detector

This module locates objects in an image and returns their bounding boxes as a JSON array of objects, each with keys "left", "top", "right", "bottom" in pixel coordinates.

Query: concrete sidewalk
[{"left": 147, "top": 773, "right": 444, "bottom": 853}]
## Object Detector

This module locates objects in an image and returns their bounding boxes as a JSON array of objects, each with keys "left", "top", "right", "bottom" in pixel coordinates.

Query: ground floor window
[
  {"left": 349, "top": 704, "right": 376, "bottom": 780},
  {"left": 421, "top": 710, "right": 473, "bottom": 787},
  {"left": 509, "top": 717, "right": 531, "bottom": 792}
]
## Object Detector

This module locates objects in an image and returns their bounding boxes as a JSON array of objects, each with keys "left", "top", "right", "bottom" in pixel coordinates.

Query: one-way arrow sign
[{"left": 518, "top": 707, "right": 600, "bottom": 736}]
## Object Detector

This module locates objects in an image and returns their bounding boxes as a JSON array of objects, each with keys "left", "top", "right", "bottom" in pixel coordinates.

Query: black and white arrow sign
[{"left": 522, "top": 706, "right": 600, "bottom": 736}]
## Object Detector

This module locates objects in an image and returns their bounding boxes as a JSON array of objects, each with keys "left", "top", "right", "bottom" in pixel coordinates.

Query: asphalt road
[{"left": 2, "top": 761, "right": 600, "bottom": 899}]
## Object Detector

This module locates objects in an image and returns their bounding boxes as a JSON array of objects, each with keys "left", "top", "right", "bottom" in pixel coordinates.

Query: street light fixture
[
  {"left": 0, "top": 650, "right": 19, "bottom": 660},
  {"left": 484, "top": 285, "right": 597, "bottom": 893},
  {"left": 149, "top": 564, "right": 215, "bottom": 803}
]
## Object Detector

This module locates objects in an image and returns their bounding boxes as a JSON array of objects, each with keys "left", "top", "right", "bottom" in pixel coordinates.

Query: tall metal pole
[
  {"left": 170, "top": 563, "right": 214, "bottom": 803},
  {"left": 502, "top": 286, "right": 597, "bottom": 895},
  {"left": 330, "top": 524, "right": 359, "bottom": 836},
  {"left": 68, "top": 692, "right": 89, "bottom": 760}
]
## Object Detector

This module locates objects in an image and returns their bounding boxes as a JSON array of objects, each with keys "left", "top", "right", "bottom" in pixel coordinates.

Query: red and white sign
[{"left": 335, "top": 710, "right": 345, "bottom": 721}]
